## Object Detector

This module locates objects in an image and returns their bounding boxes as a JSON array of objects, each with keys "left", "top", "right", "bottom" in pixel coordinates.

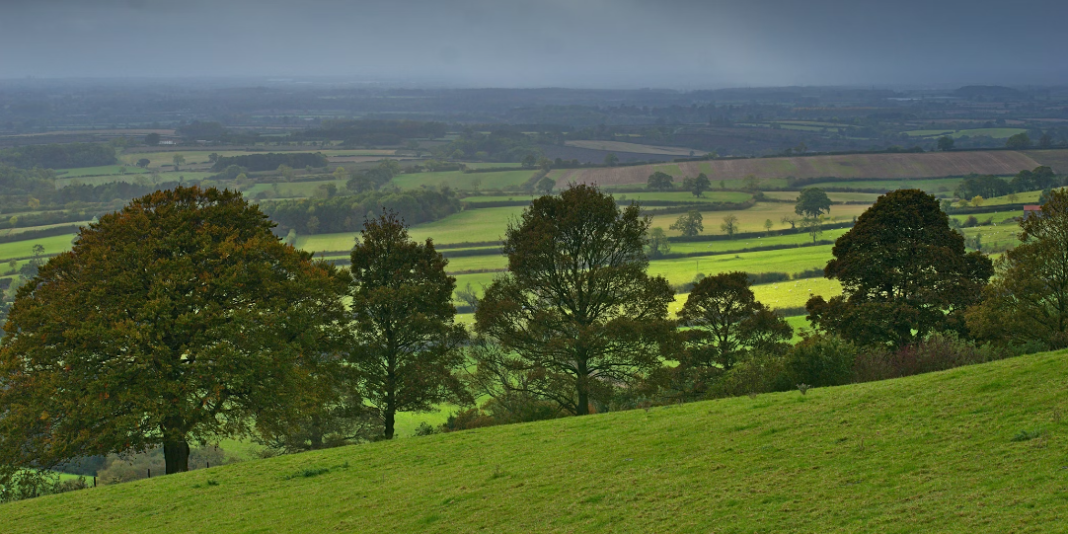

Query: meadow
[
  {"left": 648, "top": 202, "right": 870, "bottom": 236},
  {"left": 563, "top": 140, "right": 700, "bottom": 156},
  {"left": 7, "top": 350, "right": 1066, "bottom": 533},
  {"left": 902, "top": 127, "right": 1029, "bottom": 139}
]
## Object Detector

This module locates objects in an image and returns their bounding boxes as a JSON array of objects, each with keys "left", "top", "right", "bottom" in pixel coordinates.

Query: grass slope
[{"left": 5, "top": 351, "right": 1067, "bottom": 533}]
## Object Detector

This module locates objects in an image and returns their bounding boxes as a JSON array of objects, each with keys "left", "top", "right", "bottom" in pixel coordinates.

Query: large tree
[
  {"left": 966, "top": 190, "right": 1068, "bottom": 348},
  {"left": 474, "top": 185, "right": 675, "bottom": 415},
  {"left": 0, "top": 187, "right": 348, "bottom": 476},
  {"left": 806, "top": 189, "right": 993, "bottom": 347},
  {"left": 682, "top": 173, "right": 712, "bottom": 197},
  {"left": 347, "top": 212, "right": 469, "bottom": 439}
]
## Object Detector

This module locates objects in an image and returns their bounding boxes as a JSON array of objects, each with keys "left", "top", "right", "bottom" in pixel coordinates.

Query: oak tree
[
  {"left": 806, "top": 189, "right": 992, "bottom": 347},
  {"left": 347, "top": 212, "right": 469, "bottom": 439},
  {"left": 474, "top": 185, "right": 675, "bottom": 415},
  {"left": 0, "top": 187, "right": 348, "bottom": 477},
  {"left": 647, "top": 171, "right": 674, "bottom": 191},
  {"left": 795, "top": 187, "right": 832, "bottom": 218},
  {"left": 670, "top": 210, "right": 704, "bottom": 237}
]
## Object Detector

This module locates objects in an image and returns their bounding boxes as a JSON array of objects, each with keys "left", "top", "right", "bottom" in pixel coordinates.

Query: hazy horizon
[{"left": 2, "top": 0, "right": 1067, "bottom": 88}]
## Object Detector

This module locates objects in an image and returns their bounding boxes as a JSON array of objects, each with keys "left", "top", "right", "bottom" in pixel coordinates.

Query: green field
[
  {"left": 647, "top": 245, "right": 834, "bottom": 285},
  {"left": 649, "top": 202, "right": 870, "bottom": 236},
  {"left": 761, "top": 191, "right": 883, "bottom": 203},
  {"left": 7, "top": 350, "right": 1067, "bottom": 532},
  {"left": 0, "top": 234, "right": 78, "bottom": 262},
  {"left": 806, "top": 178, "right": 972, "bottom": 194},
  {"left": 56, "top": 165, "right": 148, "bottom": 178},
  {"left": 390, "top": 170, "right": 537, "bottom": 191},
  {"left": 244, "top": 179, "right": 347, "bottom": 198}
]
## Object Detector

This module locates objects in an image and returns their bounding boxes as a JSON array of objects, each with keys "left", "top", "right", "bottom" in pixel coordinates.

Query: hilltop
[{"left": 3, "top": 350, "right": 1067, "bottom": 533}]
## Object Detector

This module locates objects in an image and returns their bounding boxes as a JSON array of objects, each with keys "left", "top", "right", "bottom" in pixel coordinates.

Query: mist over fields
[{"left": 2, "top": 0, "right": 1066, "bottom": 87}]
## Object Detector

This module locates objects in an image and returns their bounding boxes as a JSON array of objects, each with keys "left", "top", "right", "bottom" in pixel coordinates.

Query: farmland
[
  {"left": 563, "top": 140, "right": 701, "bottom": 156},
  {"left": 390, "top": 170, "right": 538, "bottom": 190},
  {"left": 902, "top": 127, "right": 1029, "bottom": 139},
  {"left": 549, "top": 149, "right": 1060, "bottom": 187},
  {"left": 6, "top": 350, "right": 1068, "bottom": 533}
]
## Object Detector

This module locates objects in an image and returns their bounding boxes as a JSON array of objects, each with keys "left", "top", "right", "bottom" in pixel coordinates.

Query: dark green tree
[
  {"left": 720, "top": 214, "right": 739, "bottom": 238},
  {"left": 535, "top": 176, "right": 556, "bottom": 195},
  {"left": 937, "top": 136, "right": 955, "bottom": 151},
  {"left": 682, "top": 173, "right": 712, "bottom": 197},
  {"left": 603, "top": 153, "right": 619, "bottom": 166},
  {"left": 795, "top": 187, "right": 832, "bottom": 218},
  {"left": 144, "top": 133, "right": 160, "bottom": 146},
  {"left": 1006, "top": 132, "right": 1032, "bottom": 149},
  {"left": 647, "top": 171, "right": 674, "bottom": 191},
  {"left": 474, "top": 185, "right": 675, "bottom": 415},
  {"left": 679, "top": 272, "right": 792, "bottom": 372},
  {"left": 670, "top": 210, "right": 704, "bottom": 237},
  {"left": 646, "top": 227, "right": 672, "bottom": 258},
  {"left": 806, "top": 189, "right": 993, "bottom": 347},
  {"left": 966, "top": 189, "right": 1068, "bottom": 348},
  {"left": 347, "top": 212, "right": 469, "bottom": 439},
  {"left": 0, "top": 187, "right": 348, "bottom": 476},
  {"left": 136, "top": 158, "right": 150, "bottom": 168}
]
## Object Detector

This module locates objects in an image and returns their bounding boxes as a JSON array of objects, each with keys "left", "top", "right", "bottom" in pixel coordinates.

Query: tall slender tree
[
  {"left": 0, "top": 187, "right": 348, "bottom": 476},
  {"left": 474, "top": 185, "right": 675, "bottom": 415},
  {"left": 347, "top": 212, "right": 469, "bottom": 439}
]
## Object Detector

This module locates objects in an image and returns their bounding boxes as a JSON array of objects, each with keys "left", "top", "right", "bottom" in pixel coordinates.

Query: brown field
[
  {"left": 551, "top": 150, "right": 1060, "bottom": 187},
  {"left": 563, "top": 140, "right": 700, "bottom": 156}
]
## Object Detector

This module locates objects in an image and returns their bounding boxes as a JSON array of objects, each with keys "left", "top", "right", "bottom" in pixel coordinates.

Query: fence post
[{"left": 147, "top": 469, "right": 151, "bottom": 478}]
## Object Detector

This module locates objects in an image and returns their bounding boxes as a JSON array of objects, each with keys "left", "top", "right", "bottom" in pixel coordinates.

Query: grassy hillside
[{"left": 5, "top": 350, "right": 1067, "bottom": 533}]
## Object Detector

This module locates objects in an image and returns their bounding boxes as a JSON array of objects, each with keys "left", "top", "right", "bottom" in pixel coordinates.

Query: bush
[
  {"left": 785, "top": 335, "right": 857, "bottom": 388},
  {"left": 709, "top": 351, "right": 793, "bottom": 398},
  {"left": 852, "top": 332, "right": 1010, "bottom": 382}
]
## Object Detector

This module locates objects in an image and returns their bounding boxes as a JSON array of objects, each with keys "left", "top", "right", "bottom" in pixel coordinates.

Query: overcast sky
[{"left": 1, "top": 0, "right": 1065, "bottom": 88}]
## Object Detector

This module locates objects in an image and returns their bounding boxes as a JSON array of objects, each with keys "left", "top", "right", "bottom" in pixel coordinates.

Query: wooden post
[
  {"left": 93, "top": 476, "right": 97, "bottom": 488},
  {"left": 147, "top": 468, "right": 151, "bottom": 478}
]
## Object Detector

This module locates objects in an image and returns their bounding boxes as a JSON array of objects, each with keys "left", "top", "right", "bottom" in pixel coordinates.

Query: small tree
[
  {"left": 1005, "top": 133, "right": 1032, "bottom": 149},
  {"left": 347, "top": 212, "right": 469, "bottom": 439},
  {"left": 535, "top": 176, "right": 555, "bottom": 195},
  {"left": 801, "top": 216, "right": 825, "bottom": 243},
  {"left": 971, "top": 195, "right": 984, "bottom": 207},
  {"left": 603, "top": 153, "right": 619, "bottom": 166},
  {"left": 720, "top": 214, "right": 739, "bottom": 238},
  {"left": 144, "top": 133, "right": 160, "bottom": 146},
  {"left": 172, "top": 154, "right": 185, "bottom": 171},
  {"left": 670, "top": 210, "right": 704, "bottom": 237},
  {"left": 647, "top": 227, "right": 672, "bottom": 258},
  {"left": 521, "top": 154, "right": 537, "bottom": 169},
  {"left": 764, "top": 219, "right": 774, "bottom": 236},
  {"left": 937, "top": 136, "right": 955, "bottom": 151},
  {"left": 683, "top": 173, "right": 712, "bottom": 197},
  {"left": 679, "top": 271, "right": 791, "bottom": 372},
  {"left": 647, "top": 171, "right": 674, "bottom": 191},
  {"left": 780, "top": 215, "right": 798, "bottom": 229},
  {"left": 136, "top": 158, "right": 150, "bottom": 168},
  {"left": 795, "top": 187, "right": 832, "bottom": 218}
]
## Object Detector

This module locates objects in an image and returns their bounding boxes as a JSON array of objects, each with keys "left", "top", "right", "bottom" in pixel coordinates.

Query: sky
[{"left": 1, "top": 0, "right": 1066, "bottom": 88}]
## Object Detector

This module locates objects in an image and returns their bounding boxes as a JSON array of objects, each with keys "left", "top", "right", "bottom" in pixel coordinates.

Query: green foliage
[
  {"left": 646, "top": 171, "right": 674, "bottom": 191},
  {"left": 808, "top": 189, "right": 993, "bottom": 348},
  {"left": 474, "top": 185, "right": 675, "bottom": 415},
  {"left": 0, "top": 187, "right": 349, "bottom": 475},
  {"left": 784, "top": 334, "right": 857, "bottom": 388},
  {"left": 347, "top": 212, "right": 469, "bottom": 439},
  {"left": 535, "top": 176, "right": 555, "bottom": 195},
  {"left": 669, "top": 210, "right": 704, "bottom": 237},
  {"left": 937, "top": 136, "right": 955, "bottom": 151},
  {"left": 967, "top": 189, "right": 1068, "bottom": 349},
  {"left": 1005, "top": 132, "right": 1032, "bottom": 149},
  {"left": 0, "top": 143, "right": 116, "bottom": 169},
  {"left": 794, "top": 187, "right": 832, "bottom": 218},
  {"left": 261, "top": 187, "right": 461, "bottom": 234},
  {"left": 682, "top": 173, "right": 711, "bottom": 197}
]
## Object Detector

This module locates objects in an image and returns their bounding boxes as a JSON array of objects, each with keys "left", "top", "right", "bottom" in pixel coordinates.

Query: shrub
[
  {"left": 709, "top": 351, "right": 793, "bottom": 398},
  {"left": 853, "top": 332, "right": 1010, "bottom": 382},
  {"left": 785, "top": 335, "right": 857, "bottom": 388}
]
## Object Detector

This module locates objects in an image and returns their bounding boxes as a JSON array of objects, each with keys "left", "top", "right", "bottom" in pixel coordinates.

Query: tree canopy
[
  {"left": 966, "top": 189, "right": 1068, "bottom": 349},
  {"left": 806, "top": 189, "right": 992, "bottom": 347},
  {"left": 795, "top": 188, "right": 832, "bottom": 218},
  {"left": 347, "top": 212, "right": 469, "bottom": 439},
  {"left": 474, "top": 185, "right": 675, "bottom": 415},
  {"left": 647, "top": 171, "right": 674, "bottom": 191},
  {"left": 682, "top": 173, "right": 711, "bottom": 197},
  {"left": 0, "top": 187, "right": 348, "bottom": 477},
  {"left": 670, "top": 210, "right": 704, "bottom": 237}
]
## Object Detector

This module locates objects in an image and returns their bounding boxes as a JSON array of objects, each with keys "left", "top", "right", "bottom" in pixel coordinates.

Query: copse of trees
[
  {"left": 261, "top": 187, "right": 461, "bottom": 235},
  {"left": 0, "top": 187, "right": 350, "bottom": 479},
  {"left": 0, "top": 143, "right": 116, "bottom": 169},
  {"left": 473, "top": 185, "right": 675, "bottom": 415},
  {"left": 647, "top": 171, "right": 674, "bottom": 191},
  {"left": 211, "top": 152, "right": 327, "bottom": 172}
]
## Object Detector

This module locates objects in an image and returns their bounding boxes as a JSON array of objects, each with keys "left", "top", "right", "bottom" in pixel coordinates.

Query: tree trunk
[
  {"left": 163, "top": 438, "right": 190, "bottom": 474},
  {"left": 576, "top": 356, "right": 590, "bottom": 416},
  {"left": 384, "top": 407, "right": 396, "bottom": 440}
]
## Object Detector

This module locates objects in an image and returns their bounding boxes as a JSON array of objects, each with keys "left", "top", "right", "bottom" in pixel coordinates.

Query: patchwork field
[
  {"left": 549, "top": 150, "right": 1058, "bottom": 187},
  {"left": 7, "top": 350, "right": 1066, "bottom": 533},
  {"left": 390, "top": 170, "right": 537, "bottom": 191},
  {"left": 648, "top": 202, "right": 870, "bottom": 236}
]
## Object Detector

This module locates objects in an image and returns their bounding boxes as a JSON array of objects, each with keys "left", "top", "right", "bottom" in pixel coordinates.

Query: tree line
[
  {"left": 261, "top": 186, "right": 461, "bottom": 235},
  {"left": 211, "top": 152, "right": 328, "bottom": 172},
  {"left": 0, "top": 143, "right": 116, "bottom": 170},
  {"left": 2, "top": 183, "right": 1066, "bottom": 500}
]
